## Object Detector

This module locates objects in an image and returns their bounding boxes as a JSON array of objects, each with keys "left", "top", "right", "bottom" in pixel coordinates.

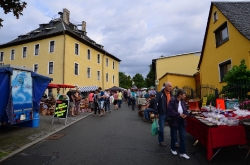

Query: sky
[{"left": 0, "top": 0, "right": 245, "bottom": 78}]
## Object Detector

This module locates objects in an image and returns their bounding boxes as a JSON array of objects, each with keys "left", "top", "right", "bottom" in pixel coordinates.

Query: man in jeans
[{"left": 154, "top": 82, "right": 172, "bottom": 146}]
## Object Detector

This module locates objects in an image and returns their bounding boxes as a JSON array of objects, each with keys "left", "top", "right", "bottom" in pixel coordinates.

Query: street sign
[
  {"left": 52, "top": 95, "right": 69, "bottom": 125},
  {"left": 54, "top": 100, "right": 69, "bottom": 118},
  {"left": 155, "top": 80, "right": 159, "bottom": 85}
]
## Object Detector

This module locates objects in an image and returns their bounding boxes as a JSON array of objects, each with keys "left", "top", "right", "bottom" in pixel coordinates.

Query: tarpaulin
[{"left": 0, "top": 66, "right": 52, "bottom": 124}]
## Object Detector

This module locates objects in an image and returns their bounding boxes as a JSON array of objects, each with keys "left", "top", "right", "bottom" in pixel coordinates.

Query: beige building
[
  {"left": 0, "top": 8, "right": 121, "bottom": 92},
  {"left": 152, "top": 51, "right": 201, "bottom": 91}
]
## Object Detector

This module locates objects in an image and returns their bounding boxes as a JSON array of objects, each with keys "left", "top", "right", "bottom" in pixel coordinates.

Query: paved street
[{"left": 1, "top": 104, "right": 250, "bottom": 165}]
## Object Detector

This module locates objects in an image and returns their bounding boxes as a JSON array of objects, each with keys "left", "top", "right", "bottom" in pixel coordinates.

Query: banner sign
[
  {"left": 54, "top": 100, "right": 69, "bottom": 118},
  {"left": 11, "top": 70, "right": 33, "bottom": 110}
]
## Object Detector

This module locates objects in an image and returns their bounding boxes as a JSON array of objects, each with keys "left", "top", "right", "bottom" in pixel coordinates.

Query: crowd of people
[{"left": 64, "top": 83, "right": 190, "bottom": 160}]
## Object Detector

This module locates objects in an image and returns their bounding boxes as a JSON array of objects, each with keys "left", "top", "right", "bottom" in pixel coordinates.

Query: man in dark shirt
[
  {"left": 142, "top": 95, "right": 156, "bottom": 121},
  {"left": 66, "top": 88, "right": 76, "bottom": 116}
]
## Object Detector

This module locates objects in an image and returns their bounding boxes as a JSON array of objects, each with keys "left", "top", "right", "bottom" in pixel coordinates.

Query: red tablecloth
[{"left": 186, "top": 117, "right": 246, "bottom": 160}]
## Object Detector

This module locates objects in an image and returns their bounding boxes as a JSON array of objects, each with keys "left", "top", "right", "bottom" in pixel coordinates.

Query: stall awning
[
  {"left": 78, "top": 86, "right": 98, "bottom": 92},
  {"left": 47, "top": 83, "right": 75, "bottom": 89}
]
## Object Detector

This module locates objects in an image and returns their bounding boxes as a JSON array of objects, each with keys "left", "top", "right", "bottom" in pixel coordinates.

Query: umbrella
[
  {"left": 131, "top": 86, "right": 138, "bottom": 90},
  {"left": 108, "top": 86, "right": 123, "bottom": 91}
]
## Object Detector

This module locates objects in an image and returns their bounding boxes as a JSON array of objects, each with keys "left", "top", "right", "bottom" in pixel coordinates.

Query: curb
[{"left": 0, "top": 113, "right": 93, "bottom": 162}]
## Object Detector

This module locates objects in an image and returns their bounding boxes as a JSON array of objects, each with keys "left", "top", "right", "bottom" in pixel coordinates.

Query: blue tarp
[{"left": 0, "top": 67, "right": 52, "bottom": 124}]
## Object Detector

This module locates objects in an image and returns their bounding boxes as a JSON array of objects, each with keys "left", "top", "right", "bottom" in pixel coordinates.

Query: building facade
[
  {"left": 152, "top": 51, "right": 200, "bottom": 91},
  {"left": 0, "top": 8, "right": 121, "bottom": 91},
  {"left": 198, "top": 2, "right": 250, "bottom": 90}
]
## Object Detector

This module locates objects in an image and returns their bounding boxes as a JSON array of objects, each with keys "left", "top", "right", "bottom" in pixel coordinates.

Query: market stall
[
  {"left": 186, "top": 105, "right": 250, "bottom": 160},
  {"left": 40, "top": 83, "right": 75, "bottom": 115},
  {"left": 186, "top": 117, "right": 246, "bottom": 160},
  {"left": 0, "top": 65, "right": 52, "bottom": 127}
]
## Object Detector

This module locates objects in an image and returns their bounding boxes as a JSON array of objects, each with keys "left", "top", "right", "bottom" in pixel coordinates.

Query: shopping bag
[{"left": 151, "top": 119, "right": 158, "bottom": 136}]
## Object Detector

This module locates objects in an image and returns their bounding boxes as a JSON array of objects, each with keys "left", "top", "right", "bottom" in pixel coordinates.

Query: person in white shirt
[{"left": 167, "top": 89, "right": 190, "bottom": 159}]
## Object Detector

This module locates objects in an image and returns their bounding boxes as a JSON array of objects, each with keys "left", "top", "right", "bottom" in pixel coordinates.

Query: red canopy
[
  {"left": 47, "top": 83, "right": 75, "bottom": 89},
  {"left": 47, "top": 83, "right": 60, "bottom": 89},
  {"left": 57, "top": 84, "right": 75, "bottom": 88}
]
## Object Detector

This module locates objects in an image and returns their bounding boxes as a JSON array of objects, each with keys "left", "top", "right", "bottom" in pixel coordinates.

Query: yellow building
[
  {"left": 0, "top": 8, "right": 121, "bottom": 92},
  {"left": 159, "top": 72, "right": 196, "bottom": 90},
  {"left": 198, "top": 2, "right": 250, "bottom": 90},
  {"left": 152, "top": 51, "right": 201, "bottom": 91}
]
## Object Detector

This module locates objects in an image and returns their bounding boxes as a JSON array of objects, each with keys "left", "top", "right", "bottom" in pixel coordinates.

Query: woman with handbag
[{"left": 167, "top": 89, "right": 190, "bottom": 159}]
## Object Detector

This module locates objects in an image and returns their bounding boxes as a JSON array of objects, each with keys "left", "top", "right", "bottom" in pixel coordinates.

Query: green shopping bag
[{"left": 151, "top": 119, "right": 158, "bottom": 136}]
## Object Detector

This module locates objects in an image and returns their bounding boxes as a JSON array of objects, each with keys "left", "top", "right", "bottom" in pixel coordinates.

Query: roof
[
  {"left": 198, "top": 1, "right": 250, "bottom": 69},
  {"left": 153, "top": 51, "right": 200, "bottom": 61},
  {"left": 159, "top": 72, "right": 194, "bottom": 80},
  {"left": 0, "top": 18, "right": 121, "bottom": 62}
]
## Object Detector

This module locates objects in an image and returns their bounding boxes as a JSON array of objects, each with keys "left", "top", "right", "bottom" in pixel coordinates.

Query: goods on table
[{"left": 190, "top": 105, "right": 250, "bottom": 126}]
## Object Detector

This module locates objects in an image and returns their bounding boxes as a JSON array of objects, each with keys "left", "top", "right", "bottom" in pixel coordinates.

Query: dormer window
[
  {"left": 50, "top": 22, "right": 53, "bottom": 27},
  {"left": 40, "top": 24, "right": 44, "bottom": 30},
  {"left": 213, "top": 11, "right": 218, "bottom": 22}
]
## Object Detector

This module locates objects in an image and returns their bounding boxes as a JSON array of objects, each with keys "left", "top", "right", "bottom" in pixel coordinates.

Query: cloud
[{"left": 0, "top": 0, "right": 243, "bottom": 78}]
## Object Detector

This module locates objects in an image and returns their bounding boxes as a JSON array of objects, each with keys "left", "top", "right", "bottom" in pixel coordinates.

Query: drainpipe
[
  {"left": 102, "top": 52, "right": 106, "bottom": 89},
  {"left": 61, "top": 18, "right": 66, "bottom": 93}
]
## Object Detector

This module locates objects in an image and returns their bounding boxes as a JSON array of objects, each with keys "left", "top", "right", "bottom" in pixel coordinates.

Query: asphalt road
[{"left": 1, "top": 104, "right": 250, "bottom": 165}]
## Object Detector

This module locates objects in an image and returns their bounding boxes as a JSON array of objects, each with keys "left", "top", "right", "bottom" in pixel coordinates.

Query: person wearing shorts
[{"left": 113, "top": 91, "right": 118, "bottom": 110}]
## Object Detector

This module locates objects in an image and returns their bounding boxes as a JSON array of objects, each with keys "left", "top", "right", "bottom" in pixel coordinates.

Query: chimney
[
  {"left": 82, "top": 21, "right": 86, "bottom": 32},
  {"left": 63, "top": 8, "right": 70, "bottom": 25}
]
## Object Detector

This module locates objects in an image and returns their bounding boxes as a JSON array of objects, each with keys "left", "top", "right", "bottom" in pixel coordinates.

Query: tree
[
  {"left": 132, "top": 73, "right": 146, "bottom": 88},
  {"left": 145, "top": 64, "right": 155, "bottom": 87},
  {"left": 222, "top": 59, "right": 250, "bottom": 99},
  {"left": 119, "top": 72, "right": 132, "bottom": 89},
  {"left": 0, "top": 0, "right": 27, "bottom": 27}
]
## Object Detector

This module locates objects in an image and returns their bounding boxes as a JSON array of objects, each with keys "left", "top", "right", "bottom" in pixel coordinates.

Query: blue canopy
[{"left": 0, "top": 66, "right": 52, "bottom": 124}]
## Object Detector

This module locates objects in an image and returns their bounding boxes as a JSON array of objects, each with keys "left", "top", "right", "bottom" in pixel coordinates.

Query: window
[
  {"left": 75, "top": 63, "right": 79, "bottom": 75},
  {"left": 0, "top": 52, "right": 4, "bottom": 62},
  {"left": 48, "top": 62, "right": 54, "bottom": 74},
  {"left": 35, "top": 44, "right": 39, "bottom": 55},
  {"left": 34, "top": 64, "right": 38, "bottom": 73},
  {"left": 106, "top": 73, "right": 108, "bottom": 82},
  {"left": 75, "top": 43, "right": 79, "bottom": 55},
  {"left": 215, "top": 22, "right": 229, "bottom": 47},
  {"left": 97, "top": 54, "right": 100, "bottom": 63},
  {"left": 106, "top": 58, "right": 108, "bottom": 66},
  {"left": 113, "top": 75, "right": 115, "bottom": 83},
  {"left": 219, "top": 60, "right": 231, "bottom": 82},
  {"left": 97, "top": 71, "right": 100, "bottom": 80},
  {"left": 10, "top": 49, "right": 15, "bottom": 60},
  {"left": 213, "top": 11, "right": 218, "bottom": 22},
  {"left": 22, "top": 47, "right": 27, "bottom": 58},
  {"left": 87, "top": 67, "right": 91, "bottom": 78},
  {"left": 113, "top": 61, "right": 115, "bottom": 69},
  {"left": 49, "top": 41, "right": 55, "bottom": 52},
  {"left": 87, "top": 49, "right": 91, "bottom": 60}
]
